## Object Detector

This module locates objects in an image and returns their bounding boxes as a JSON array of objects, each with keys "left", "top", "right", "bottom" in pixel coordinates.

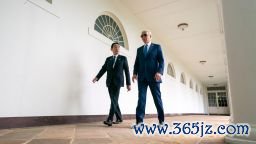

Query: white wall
[{"left": 0, "top": 0, "right": 206, "bottom": 117}]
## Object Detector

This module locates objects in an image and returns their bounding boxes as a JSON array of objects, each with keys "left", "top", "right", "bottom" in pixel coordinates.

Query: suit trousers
[
  {"left": 107, "top": 84, "right": 122, "bottom": 121},
  {"left": 136, "top": 80, "right": 165, "bottom": 124}
]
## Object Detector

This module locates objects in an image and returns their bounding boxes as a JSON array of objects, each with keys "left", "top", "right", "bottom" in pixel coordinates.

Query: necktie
[
  {"left": 144, "top": 44, "right": 148, "bottom": 56},
  {"left": 113, "top": 55, "right": 117, "bottom": 68}
]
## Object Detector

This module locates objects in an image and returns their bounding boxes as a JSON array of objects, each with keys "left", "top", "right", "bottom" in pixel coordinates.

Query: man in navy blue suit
[
  {"left": 132, "top": 30, "right": 165, "bottom": 126},
  {"left": 93, "top": 42, "right": 131, "bottom": 126}
]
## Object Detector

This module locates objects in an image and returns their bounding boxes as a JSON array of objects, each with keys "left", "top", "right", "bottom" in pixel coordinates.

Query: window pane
[
  {"left": 94, "top": 15, "right": 127, "bottom": 48},
  {"left": 167, "top": 64, "right": 175, "bottom": 78},
  {"left": 180, "top": 73, "right": 186, "bottom": 84},
  {"left": 208, "top": 93, "right": 217, "bottom": 107},
  {"left": 218, "top": 96, "right": 228, "bottom": 107}
]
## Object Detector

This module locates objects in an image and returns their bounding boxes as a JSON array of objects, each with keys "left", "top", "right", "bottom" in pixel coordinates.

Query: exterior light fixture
[
  {"left": 199, "top": 60, "right": 207, "bottom": 65},
  {"left": 178, "top": 23, "right": 189, "bottom": 31}
]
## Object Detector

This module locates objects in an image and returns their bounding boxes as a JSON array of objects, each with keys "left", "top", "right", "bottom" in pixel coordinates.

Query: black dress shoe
[
  {"left": 113, "top": 119, "right": 123, "bottom": 124},
  {"left": 103, "top": 120, "right": 112, "bottom": 126}
]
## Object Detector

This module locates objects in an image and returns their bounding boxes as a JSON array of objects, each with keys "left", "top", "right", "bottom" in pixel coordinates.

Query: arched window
[
  {"left": 189, "top": 80, "right": 193, "bottom": 89},
  {"left": 167, "top": 63, "right": 176, "bottom": 78},
  {"left": 180, "top": 73, "right": 186, "bottom": 85},
  {"left": 94, "top": 13, "right": 128, "bottom": 49},
  {"left": 46, "top": 0, "right": 52, "bottom": 4}
]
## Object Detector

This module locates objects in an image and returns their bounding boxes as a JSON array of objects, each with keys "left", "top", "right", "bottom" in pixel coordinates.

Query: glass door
[{"left": 208, "top": 91, "right": 229, "bottom": 114}]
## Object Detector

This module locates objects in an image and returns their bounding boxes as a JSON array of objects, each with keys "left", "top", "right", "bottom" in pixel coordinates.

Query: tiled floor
[{"left": 0, "top": 115, "right": 229, "bottom": 144}]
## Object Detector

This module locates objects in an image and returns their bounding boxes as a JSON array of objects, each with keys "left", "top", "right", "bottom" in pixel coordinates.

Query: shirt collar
[{"left": 145, "top": 42, "right": 151, "bottom": 47}]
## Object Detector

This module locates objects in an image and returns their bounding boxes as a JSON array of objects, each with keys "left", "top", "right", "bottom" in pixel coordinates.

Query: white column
[{"left": 222, "top": 0, "right": 256, "bottom": 143}]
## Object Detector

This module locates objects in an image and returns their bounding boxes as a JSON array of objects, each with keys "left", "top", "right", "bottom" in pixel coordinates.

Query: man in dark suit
[
  {"left": 93, "top": 42, "right": 131, "bottom": 126},
  {"left": 132, "top": 30, "right": 165, "bottom": 126}
]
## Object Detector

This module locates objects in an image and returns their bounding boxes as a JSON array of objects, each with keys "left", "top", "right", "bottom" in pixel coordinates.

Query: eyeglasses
[{"left": 141, "top": 34, "right": 148, "bottom": 38}]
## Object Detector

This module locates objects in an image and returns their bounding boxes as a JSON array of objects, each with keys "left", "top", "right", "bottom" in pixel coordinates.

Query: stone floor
[{"left": 0, "top": 115, "right": 229, "bottom": 144}]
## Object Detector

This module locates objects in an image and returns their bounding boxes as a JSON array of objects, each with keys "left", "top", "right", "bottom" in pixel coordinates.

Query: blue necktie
[{"left": 143, "top": 44, "right": 148, "bottom": 56}]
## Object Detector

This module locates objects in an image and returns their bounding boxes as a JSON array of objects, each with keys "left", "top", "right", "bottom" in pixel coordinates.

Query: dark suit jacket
[
  {"left": 96, "top": 55, "right": 131, "bottom": 87},
  {"left": 133, "top": 43, "right": 164, "bottom": 82}
]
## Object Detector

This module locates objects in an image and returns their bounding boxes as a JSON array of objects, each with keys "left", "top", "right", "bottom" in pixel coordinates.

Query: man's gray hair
[{"left": 141, "top": 30, "right": 152, "bottom": 36}]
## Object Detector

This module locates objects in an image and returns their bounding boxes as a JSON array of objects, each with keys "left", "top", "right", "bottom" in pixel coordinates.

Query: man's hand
[
  {"left": 92, "top": 77, "right": 98, "bottom": 83},
  {"left": 155, "top": 72, "right": 162, "bottom": 81},
  {"left": 127, "top": 85, "right": 131, "bottom": 91},
  {"left": 132, "top": 74, "right": 137, "bottom": 83}
]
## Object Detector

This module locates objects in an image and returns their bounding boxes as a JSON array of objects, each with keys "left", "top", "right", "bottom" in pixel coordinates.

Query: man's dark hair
[{"left": 111, "top": 42, "right": 119, "bottom": 49}]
